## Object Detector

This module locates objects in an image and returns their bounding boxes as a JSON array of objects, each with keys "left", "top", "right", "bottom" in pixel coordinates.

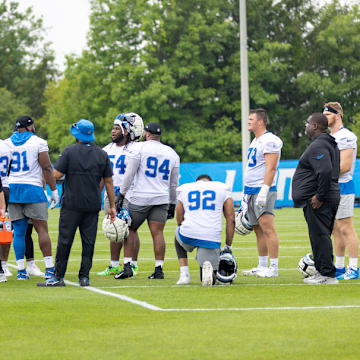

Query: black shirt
[
  {"left": 292, "top": 133, "right": 340, "bottom": 208},
  {"left": 55, "top": 142, "right": 113, "bottom": 212}
]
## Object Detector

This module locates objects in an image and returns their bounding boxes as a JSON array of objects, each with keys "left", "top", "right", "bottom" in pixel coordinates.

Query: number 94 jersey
[
  {"left": 177, "top": 181, "right": 232, "bottom": 246},
  {"left": 245, "top": 132, "right": 283, "bottom": 188}
]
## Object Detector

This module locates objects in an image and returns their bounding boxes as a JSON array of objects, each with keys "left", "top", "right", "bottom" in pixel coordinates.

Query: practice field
[{"left": 1, "top": 208, "right": 360, "bottom": 360}]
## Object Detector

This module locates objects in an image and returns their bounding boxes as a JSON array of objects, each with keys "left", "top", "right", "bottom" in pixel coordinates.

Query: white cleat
[
  {"left": 304, "top": 273, "right": 338, "bottom": 285},
  {"left": 0, "top": 273, "right": 7, "bottom": 283},
  {"left": 3, "top": 265, "right": 12, "bottom": 277},
  {"left": 242, "top": 267, "right": 265, "bottom": 277},
  {"left": 256, "top": 267, "right": 278, "bottom": 278},
  {"left": 27, "top": 263, "right": 44, "bottom": 277},
  {"left": 202, "top": 261, "right": 213, "bottom": 287},
  {"left": 176, "top": 273, "right": 190, "bottom": 285}
]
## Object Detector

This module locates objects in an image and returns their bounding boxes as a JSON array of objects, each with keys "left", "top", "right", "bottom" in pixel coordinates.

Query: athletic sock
[
  {"left": 349, "top": 257, "right": 358, "bottom": 269},
  {"left": 335, "top": 256, "right": 345, "bottom": 269},
  {"left": 180, "top": 266, "right": 189, "bottom": 275},
  {"left": 44, "top": 256, "right": 54, "bottom": 268},
  {"left": 12, "top": 218, "right": 28, "bottom": 261},
  {"left": 16, "top": 259, "right": 25, "bottom": 271},
  {"left": 269, "top": 258, "right": 278, "bottom": 269},
  {"left": 258, "top": 256, "right": 268, "bottom": 268},
  {"left": 110, "top": 260, "right": 119, "bottom": 268},
  {"left": 123, "top": 257, "right": 132, "bottom": 265},
  {"left": 27, "top": 260, "right": 35, "bottom": 267},
  {"left": 131, "top": 260, "right": 138, "bottom": 267},
  {"left": 155, "top": 260, "right": 164, "bottom": 268}
]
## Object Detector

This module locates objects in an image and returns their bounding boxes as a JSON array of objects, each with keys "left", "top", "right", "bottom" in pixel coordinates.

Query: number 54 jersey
[
  {"left": 177, "top": 181, "right": 232, "bottom": 247},
  {"left": 125, "top": 140, "right": 180, "bottom": 206}
]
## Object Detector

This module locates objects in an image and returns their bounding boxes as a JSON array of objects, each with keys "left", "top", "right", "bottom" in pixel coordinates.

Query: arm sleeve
[
  {"left": 54, "top": 149, "right": 68, "bottom": 174},
  {"left": 169, "top": 166, "right": 180, "bottom": 204},
  {"left": 120, "top": 155, "right": 140, "bottom": 196},
  {"left": 308, "top": 146, "right": 333, "bottom": 202}
]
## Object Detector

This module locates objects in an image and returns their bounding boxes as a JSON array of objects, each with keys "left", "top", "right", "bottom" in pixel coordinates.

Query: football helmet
[
  {"left": 114, "top": 112, "right": 144, "bottom": 141},
  {"left": 298, "top": 253, "right": 317, "bottom": 278},
  {"left": 102, "top": 216, "right": 129, "bottom": 243},
  {"left": 235, "top": 210, "right": 253, "bottom": 235},
  {"left": 216, "top": 252, "right": 237, "bottom": 283}
]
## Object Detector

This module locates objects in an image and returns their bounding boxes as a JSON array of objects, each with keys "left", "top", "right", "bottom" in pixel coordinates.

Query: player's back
[
  {"left": 129, "top": 140, "right": 180, "bottom": 205},
  {"left": 177, "top": 181, "right": 232, "bottom": 244}
]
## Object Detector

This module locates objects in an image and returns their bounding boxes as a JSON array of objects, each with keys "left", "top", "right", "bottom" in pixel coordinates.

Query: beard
[{"left": 112, "top": 133, "right": 124, "bottom": 144}]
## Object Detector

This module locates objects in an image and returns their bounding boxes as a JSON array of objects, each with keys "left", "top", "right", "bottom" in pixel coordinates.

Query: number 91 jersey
[
  {"left": 245, "top": 132, "right": 283, "bottom": 188},
  {"left": 177, "top": 181, "right": 232, "bottom": 245}
]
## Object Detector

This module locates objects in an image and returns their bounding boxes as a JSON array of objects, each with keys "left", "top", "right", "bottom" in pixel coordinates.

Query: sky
[{"left": 18, "top": 0, "right": 91, "bottom": 71}]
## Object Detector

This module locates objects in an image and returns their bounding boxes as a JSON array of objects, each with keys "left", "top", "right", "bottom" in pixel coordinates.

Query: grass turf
[{"left": 1, "top": 208, "right": 360, "bottom": 360}]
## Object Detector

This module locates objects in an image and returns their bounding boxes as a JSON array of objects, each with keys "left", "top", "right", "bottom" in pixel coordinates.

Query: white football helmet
[
  {"left": 235, "top": 210, "right": 253, "bottom": 235},
  {"left": 216, "top": 253, "right": 237, "bottom": 284},
  {"left": 102, "top": 216, "right": 129, "bottom": 243},
  {"left": 298, "top": 253, "right": 317, "bottom": 278},
  {"left": 124, "top": 112, "right": 144, "bottom": 141}
]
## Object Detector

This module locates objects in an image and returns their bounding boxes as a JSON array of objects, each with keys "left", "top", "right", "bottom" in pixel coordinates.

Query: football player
[
  {"left": 175, "top": 175, "right": 235, "bottom": 286},
  {"left": 97, "top": 113, "right": 144, "bottom": 277},
  {"left": 117, "top": 122, "right": 180, "bottom": 279},
  {"left": 242, "top": 109, "right": 283, "bottom": 278},
  {"left": 6, "top": 116, "right": 59, "bottom": 280},
  {"left": 323, "top": 102, "right": 359, "bottom": 280}
]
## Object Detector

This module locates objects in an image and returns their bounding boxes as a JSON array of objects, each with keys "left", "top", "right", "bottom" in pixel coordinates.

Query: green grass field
[{"left": 1, "top": 208, "right": 360, "bottom": 360}]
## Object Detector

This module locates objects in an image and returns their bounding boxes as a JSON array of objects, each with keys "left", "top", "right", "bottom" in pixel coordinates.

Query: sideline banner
[{"left": 180, "top": 159, "right": 360, "bottom": 208}]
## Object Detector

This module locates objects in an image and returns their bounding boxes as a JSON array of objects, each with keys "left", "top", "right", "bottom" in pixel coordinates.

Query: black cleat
[
  {"left": 148, "top": 265, "right": 164, "bottom": 279},
  {"left": 114, "top": 262, "right": 133, "bottom": 279},
  {"left": 37, "top": 276, "right": 65, "bottom": 287},
  {"left": 79, "top": 277, "right": 90, "bottom": 287}
]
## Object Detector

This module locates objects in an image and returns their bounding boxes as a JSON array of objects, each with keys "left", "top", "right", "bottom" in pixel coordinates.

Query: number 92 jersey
[
  {"left": 126, "top": 140, "right": 180, "bottom": 206},
  {"left": 245, "top": 132, "right": 283, "bottom": 188},
  {"left": 177, "top": 181, "right": 232, "bottom": 246}
]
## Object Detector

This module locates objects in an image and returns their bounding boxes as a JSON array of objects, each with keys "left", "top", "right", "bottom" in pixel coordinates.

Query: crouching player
[{"left": 175, "top": 175, "right": 235, "bottom": 287}]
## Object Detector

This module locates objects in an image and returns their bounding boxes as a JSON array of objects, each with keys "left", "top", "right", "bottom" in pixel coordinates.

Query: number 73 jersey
[
  {"left": 177, "top": 181, "right": 232, "bottom": 245},
  {"left": 245, "top": 132, "right": 283, "bottom": 188}
]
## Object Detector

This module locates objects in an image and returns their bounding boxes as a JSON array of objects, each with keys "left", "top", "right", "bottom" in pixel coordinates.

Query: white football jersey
[
  {"left": 0, "top": 139, "right": 13, "bottom": 187},
  {"left": 126, "top": 140, "right": 180, "bottom": 205},
  {"left": 244, "top": 132, "right": 283, "bottom": 188},
  {"left": 177, "top": 181, "right": 232, "bottom": 245},
  {"left": 332, "top": 127, "right": 357, "bottom": 183},
  {"left": 8, "top": 135, "right": 48, "bottom": 187}
]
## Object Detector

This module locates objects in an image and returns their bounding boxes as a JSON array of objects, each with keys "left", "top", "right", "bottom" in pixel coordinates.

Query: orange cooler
[{"left": 0, "top": 215, "right": 13, "bottom": 244}]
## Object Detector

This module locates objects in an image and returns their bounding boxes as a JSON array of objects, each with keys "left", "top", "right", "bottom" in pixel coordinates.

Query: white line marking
[{"left": 64, "top": 280, "right": 162, "bottom": 311}]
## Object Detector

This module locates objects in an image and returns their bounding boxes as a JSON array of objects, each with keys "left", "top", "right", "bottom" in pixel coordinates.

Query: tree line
[{"left": 1, "top": 0, "right": 359, "bottom": 162}]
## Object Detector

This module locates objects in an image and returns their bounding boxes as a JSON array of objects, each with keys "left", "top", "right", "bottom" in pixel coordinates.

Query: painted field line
[{"left": 64, "top": 280, "right": 162, "bottom": 311}]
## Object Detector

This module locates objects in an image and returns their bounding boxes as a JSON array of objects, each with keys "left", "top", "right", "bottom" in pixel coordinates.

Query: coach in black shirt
[
  {"left": 38, "top": 119, "right": 116, "bottom": 287},
  {"left": 292, "top": 113, "right": 340, "bottom": 284}
]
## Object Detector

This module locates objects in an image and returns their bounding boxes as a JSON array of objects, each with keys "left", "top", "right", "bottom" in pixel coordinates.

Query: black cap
[
  {"left": 15, "top": 115, "right": 34, "bottom": 129},
  {"left": 144, "top": 122, "right": 161, "bottom": 135}
]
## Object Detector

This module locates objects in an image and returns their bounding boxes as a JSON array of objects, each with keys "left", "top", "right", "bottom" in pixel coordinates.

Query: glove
[
  {"left": 49, "top": 189, "right": 59, "bottom": 209},
  {"left": 114, "top": 186, "right": 120, "bottom": 196},
  {"left": 255, "top": 185, "right": 269, "bottom": 207},
  {"left": 167, "top": 204, "right": 176, "bottom": 219},
  {"left": 115, "top": 193, "right": 125, "bottom": 213},
  {"left": 221, "top": 244, "right": 232, "bottom": 254}
]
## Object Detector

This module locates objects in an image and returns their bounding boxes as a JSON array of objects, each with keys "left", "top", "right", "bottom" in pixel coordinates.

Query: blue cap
[{"left": 70, "top": 119, "right": 95, "bottom": 142}]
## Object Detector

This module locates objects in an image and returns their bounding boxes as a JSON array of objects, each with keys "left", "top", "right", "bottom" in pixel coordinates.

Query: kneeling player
[{"left": 175, "top": 175, "right": 235, "bottom": 286}]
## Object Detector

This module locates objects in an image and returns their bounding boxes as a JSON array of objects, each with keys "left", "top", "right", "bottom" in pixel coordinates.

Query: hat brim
[{"left": 70, "top": 126, "right": 95, "bottom": 142}]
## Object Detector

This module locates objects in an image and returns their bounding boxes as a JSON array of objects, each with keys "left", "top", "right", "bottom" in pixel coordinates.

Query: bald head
[{"left": 309, "top": 113, "right": 328, "bottom": 132}]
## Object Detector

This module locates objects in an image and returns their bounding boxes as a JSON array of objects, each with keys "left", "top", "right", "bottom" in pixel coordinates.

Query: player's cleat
[
  {"left": 304, "top": 273, "right": 339, "bottom": 285},
  {"left": 148, "top": 265, "right": 164, "bottom": 279},
  {"left": 44, "top": 266, "right": 55, "bottom": 279},
  {"left": 256, "top": 267, "right": 278, "bottom": 278},
  {"left": 3, "top": 265, "right": 12, "bottom": 277},
  {"left": 337, "top": 266, "right": 359, "bottom": 280},
  {"left": 79, "top": 277, "right": 90, "bottom": 287},
  {"left": 27, "top": 263, "right": 44, "bottom": 277},
  {"left": 17, "top": 269, "right": 30, "bottom": 280},
  {"left": 37, "top": 276, "right": 65, "bottom": 287},
  {"left": 131, "top": 264, "right": 139, "bottom": 276},
  {"left": 176, "top": 273, "right": 190, "bottom": 285},
  {"left": 242, "top": 267, "right": 265, "bottom": 277},
  {"left": 202, "top": 261, "right": 213, "bottom": 287},
  {"left": 0, "top": 272, "right": 7, "bottom": 283},
  {"left": 335, "top": 267, "right": 346, "bottom": 279},
  {"left": 97, "top": 265, "right": 121, "bottom": 276},
  {"left": 114, "top": 262, "right": 133, "bottom": 279}
]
